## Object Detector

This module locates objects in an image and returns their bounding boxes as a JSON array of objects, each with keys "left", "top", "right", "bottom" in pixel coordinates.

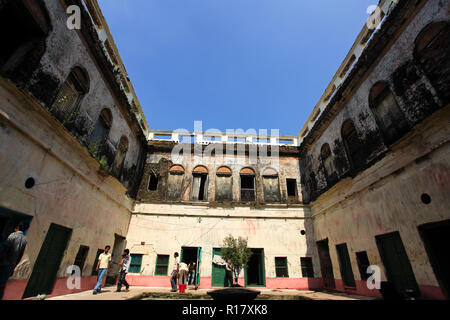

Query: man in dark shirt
[{"left": 0, "top": 221, "right": 30, "bottom": 299}]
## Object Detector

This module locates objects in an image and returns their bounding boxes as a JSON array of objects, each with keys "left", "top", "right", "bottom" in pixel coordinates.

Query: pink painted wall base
[{"left": 2, "top": 276, "right": 446, "bottom": 300}]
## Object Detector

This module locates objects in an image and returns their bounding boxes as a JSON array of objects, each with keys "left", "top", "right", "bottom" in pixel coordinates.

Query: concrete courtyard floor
[{"left": 47, "top": 286, "right": 375, "bottom": 301}]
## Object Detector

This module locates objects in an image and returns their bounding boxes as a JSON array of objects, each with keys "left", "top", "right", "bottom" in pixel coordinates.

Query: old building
[
  {"left": 0, "top": 0, "right": 148, "bottom": 299},
  {"left": 126, "top": 131, "right": 318, "bottom": 290},
  {"left": 0, "top": 0, "right": 449, "bottom": 300},
  {"left": 298, "top": 0, "right": 450, "bottom": 299}
]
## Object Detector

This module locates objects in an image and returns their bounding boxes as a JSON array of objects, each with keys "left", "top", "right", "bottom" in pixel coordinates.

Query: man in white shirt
[
  {"left": 116, "top": 249, "right": 131, "bottom": 292},
  {"left": 170, "top": 252, "right": 179, "bottom": 292},
  {"left": 178, "top": 261, "right": 189, "bottom": 286}
]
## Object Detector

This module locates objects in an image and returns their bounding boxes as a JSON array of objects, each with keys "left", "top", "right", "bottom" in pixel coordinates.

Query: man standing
[
  {"left": 93, "top": 245, "right": 111, "bottom": 295},
  {"left": 188, "top": 261, "right": 196, "bottom": 285},
  {"left": 225, "top": 259, "right": 233, "bottom": 287},
  {"left": 0, "top": 221, "right": 29, "bottom": 300},
  {"left": 116, "top": 249, "right": 131, "bottom": 292},
  {"left": 178, "top": 261, "right": 189, "bottom": 288},
  {"left": 170, "top": 252, "right": 179, "bottom": 292}
]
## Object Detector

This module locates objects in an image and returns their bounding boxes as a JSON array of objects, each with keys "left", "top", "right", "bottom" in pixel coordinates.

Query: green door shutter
[
  {"left": 196, "top": 247, "right": 202, "bottom": 286},
  {"left": 211, "top": 248, "right": 226, "bottom": 287},
  {"left": 376, "top": 232, "right": 419, "bottom": 296},
  {"left": 23, "top": 224, "right": 71, "bottom": 298}
]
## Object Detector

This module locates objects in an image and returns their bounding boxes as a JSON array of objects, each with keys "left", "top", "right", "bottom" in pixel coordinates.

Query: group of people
[
  {"left": 0, "top": 221, "right": 30, "bottom": 300},
  {"left": 0, "top": 225, "right": 233, "bottom": 299},
  {"left": 170, "top": 252, "right": 198, "bottom": 292},
  {"left": 92, "top": 245, "right": 132, "bottom": 294}
]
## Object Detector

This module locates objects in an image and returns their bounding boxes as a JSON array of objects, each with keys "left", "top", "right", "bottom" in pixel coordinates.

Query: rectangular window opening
[
  {"left": 148, "top": 173, "right": 158, "bottom": 191},
  {"left": 286, "top": 179, "right": 297, "bottom": 197},
  {"left": 300, "top": 257, "right": 314, "bottom": 278},
  {"left": 240, "top": 175, "right": 255, "bottom": 201},
  {"left": 275, "top": 257, "right": 289, "bottom": 278},
  {"left": 74, "top": 245, "right": 89, "bottom": 276},
  {"left": 356, "top": 251, "right": 371, "bottom": 281},
  {"left": 129, "top": 254, "right": 143, "bottom": 273},
  {"left": 155, "top": 254, "right": 169, "bottom": 276}
]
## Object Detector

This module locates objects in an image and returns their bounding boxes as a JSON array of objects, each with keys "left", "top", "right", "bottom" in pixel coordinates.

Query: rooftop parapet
[
  {"left": 148, "top": 130, "right": 299, "bottom": 146},
  {"left": 297, "top": 0, "right": 399, "bottom": 144}
]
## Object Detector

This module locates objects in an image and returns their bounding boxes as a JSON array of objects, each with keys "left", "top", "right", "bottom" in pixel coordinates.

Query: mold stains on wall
[
  {"left": 369, "top": 82, "right": 410, "bottom": 146},
  {"left": 166, "top": 166, "right": 185, "bottom": 201},
  {"left": 27, "top": 69, "right": 60, "bottom": 108},
  {"left": 332, "top": 139, "right": 350, "bottom": 177},
  {"left": 392, "top": 61, "right": 440, "bottom": 124},
  {"left": 262, "top": 176, "right": 281, "bottom": 203},
  {"left": 414, "top": 21, "right": 450, "bottom": 105},
  {"left": 215, "top": 167, "right": 233, "bottom": 202}
]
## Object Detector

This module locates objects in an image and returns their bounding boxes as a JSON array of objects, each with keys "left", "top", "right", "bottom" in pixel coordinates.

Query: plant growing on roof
[{"left": 221, "top": 235, "right": 252, "bottom": 286}]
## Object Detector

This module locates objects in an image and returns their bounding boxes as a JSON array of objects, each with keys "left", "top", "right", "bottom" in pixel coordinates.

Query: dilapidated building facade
[
  {"left": 0, "top": 0, "right": 148, "bottom": 299},
  {"left": 298, "top": 0, "right": 450, "bottom": 299},
  {"left": 0, "top": 0, "right": 449, "bottom": 300}
]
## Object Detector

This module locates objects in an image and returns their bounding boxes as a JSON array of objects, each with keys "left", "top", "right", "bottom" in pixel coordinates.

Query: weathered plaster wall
[
  {"left": 1, "top": 0, "right": 144, "bottom": 192},
  {"left": 311, "top": 106, "right": 450, "bottom": 298},
  {"left": 137, "top": 143, "right": 303, "bottom": 205},
  {"left": 301, "top": 0, "right": 450, "bottom": 299},
  {"left": 127, "top": 203, "right": 318, "bottom": 289},
  {"left": 301, "top": 0, "right": 449, "bottom": 203},
  {"left": 0, "top": 77, "right": 132, "bottom": 297}
]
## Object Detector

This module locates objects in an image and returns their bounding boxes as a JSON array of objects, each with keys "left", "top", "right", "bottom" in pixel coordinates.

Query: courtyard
[{"left": 47, "top": 286, "right": 374, "bottom": 301}]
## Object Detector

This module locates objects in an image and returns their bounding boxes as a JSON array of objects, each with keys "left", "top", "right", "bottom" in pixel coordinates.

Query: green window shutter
[
  {"left": 130, "top": 254, "right": 143, "bottom": 273},
  {"left": 300, "top": 257, "right": 314, "bottom": 278},
  {"left": 275, "top": 257, "right": 289, "bottom": 278},
  {"left": 155, "top": 254, "right": 169, "bottom": 276}
]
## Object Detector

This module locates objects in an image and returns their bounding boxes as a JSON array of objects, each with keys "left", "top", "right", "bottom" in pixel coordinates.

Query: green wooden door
[
  {"left": 376, "top": 232, "right": 419, "bottom": 296},
  {"left": 212, "top": 248, "right": 226, "bottom": 287},
  {"left": 23, "top": 224, "right": 71, "bottom": 298},
  {"left": 336, "top": 243, "right": 356, "bottom": 287},
  {"left": 196, "top": 247, "right": 202, "bottom": 286}
]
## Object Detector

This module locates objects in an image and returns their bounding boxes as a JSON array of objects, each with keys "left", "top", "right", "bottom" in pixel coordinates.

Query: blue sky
[{"left": 98, "top": 0, "right": 377, "bottom": 136}]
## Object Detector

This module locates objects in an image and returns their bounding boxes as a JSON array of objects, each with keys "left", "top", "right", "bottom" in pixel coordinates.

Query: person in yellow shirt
[{"left": 93, "top": 245, "right": 111, "bottom": 294}]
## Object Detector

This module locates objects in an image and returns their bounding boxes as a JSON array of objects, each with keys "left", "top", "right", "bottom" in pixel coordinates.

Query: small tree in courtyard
[{"left": 221, "top": 235, "right": 252, "bottom": 286}]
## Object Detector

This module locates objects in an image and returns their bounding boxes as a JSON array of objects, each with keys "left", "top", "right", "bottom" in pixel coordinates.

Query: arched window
[
  {"left": 240, "top": 168, "right": 256, "bottom": 202},
  {"left": 321, "top": 143, "right": 334, "bottom": 177},
  {"left": 215, "top": 166, "right": 233, "bottom": 201},
  {"left": 51, "top": 67, "right": 89, "bottom": 121},
  {"left": 341, "top": 119, "right": 363, "bottom": 171},
  {"left": 90, "top": 108, "right": 112, "bottom": 146},
  {"left": 167, "top": 165, "right": 184, "bottom": 200},
  {"left": 262, "top": 168, "right": 280, "bottom": 203},
  {"left": 369, "top": 82, "right": 408, "bottom": 145},
  {"left": 191, "top": 166, "right": 208, "bottom": 201},
  {"left": 112, "top": 136, "right": 128, "bottom": 177},
  {"left": 415, "top": 21, "right": 450, "bottom": 104},
  {"left": 169, "top": 165, "right": 185, "bottom": 174}
]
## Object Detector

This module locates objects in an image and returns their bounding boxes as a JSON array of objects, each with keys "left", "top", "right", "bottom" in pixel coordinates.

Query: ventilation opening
[
  {"left": 148, "top": 173, "right": 158, "bottom": 191},
  {"left": 421, "top": 193, "right": 431, "bottom": 205},
  {"left": 25, "top": 177, "right": 35, "bottom": 189}
]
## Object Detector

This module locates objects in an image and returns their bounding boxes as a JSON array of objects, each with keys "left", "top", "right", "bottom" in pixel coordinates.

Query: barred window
[{"left": 51, "top": 67, "right": 89, "bottom": 121}]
